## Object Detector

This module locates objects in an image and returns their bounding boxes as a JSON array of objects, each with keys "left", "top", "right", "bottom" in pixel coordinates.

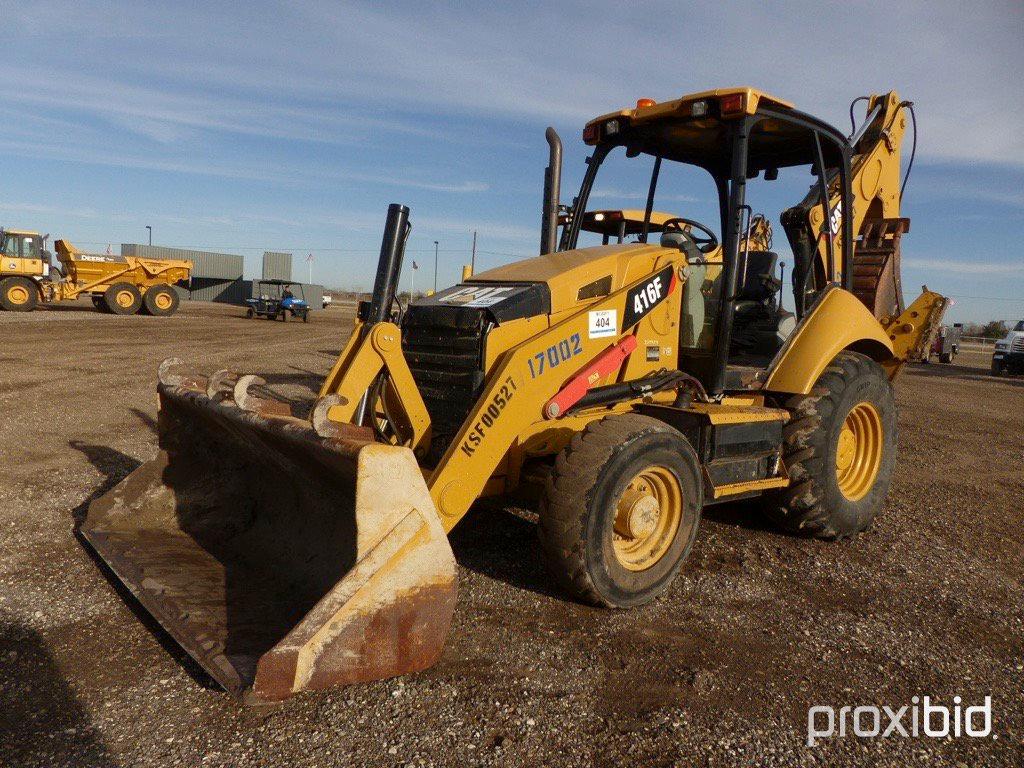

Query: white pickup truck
[{"left": 992, "top": 320, "right": 1024, "bottom": 375}]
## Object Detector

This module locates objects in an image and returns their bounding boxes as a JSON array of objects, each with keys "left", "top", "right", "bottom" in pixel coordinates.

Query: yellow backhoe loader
[{"left": 81, "top": 87, "right": 947, "bottom": 702}]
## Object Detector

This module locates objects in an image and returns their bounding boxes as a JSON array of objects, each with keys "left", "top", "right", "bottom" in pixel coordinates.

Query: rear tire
[
  {"left": 104, "top": 283, "right": 142, "bottom": 315},
  {"left": 538, "top": 414, "right": 703, "bottom": 608},
  {"left": 142, "top": 284, "right": 179, "bottom": 316},
  {"left": 768, "top": 351, "right": 896, "bottom": 539},
  {"left": 247, "top": 307, "right": 255, "bottom": 319},
  {"left": 0, "top": 276, "right": 39, "bottom": 311},
  {"left": 92, "top": 295, "right": 111, "bottom": 313}
]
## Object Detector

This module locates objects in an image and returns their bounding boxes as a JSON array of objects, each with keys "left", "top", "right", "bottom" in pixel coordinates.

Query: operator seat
[
  {"left": 730, "top": 250, "right": 794, "bottom": 359},
  {"left": 734, "top": 251, "right": 780, "bottom": 317}
]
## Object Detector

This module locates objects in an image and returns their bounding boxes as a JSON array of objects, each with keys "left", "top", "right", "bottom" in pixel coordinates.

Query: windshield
[
  {"left": 560, "top": 144, "right": 724, "bottom": 253},
  {"left": 568, "top": 146, "right": 722, "bottom": 249},
  {"left": 1015, "top": 321, "right": 1024, "bottom": 332}
]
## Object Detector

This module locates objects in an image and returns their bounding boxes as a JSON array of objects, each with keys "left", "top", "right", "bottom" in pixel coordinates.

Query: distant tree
[{"left": 980, "top": 320, "right": 1009, "bottom": 339}]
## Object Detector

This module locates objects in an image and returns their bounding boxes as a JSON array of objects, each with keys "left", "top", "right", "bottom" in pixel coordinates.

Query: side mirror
[{"left": 764, "top": 167, "right": 779, "bottom": 181}]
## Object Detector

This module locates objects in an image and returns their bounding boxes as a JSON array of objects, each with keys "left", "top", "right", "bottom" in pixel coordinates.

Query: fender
[{"left": 764, "top": 287, "right": 894, "bottom": 395}]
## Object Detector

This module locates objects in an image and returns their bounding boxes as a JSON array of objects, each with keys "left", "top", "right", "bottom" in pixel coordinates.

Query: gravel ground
[{"left": 1, "top": 299, "right": 1021, "bottom": 767}]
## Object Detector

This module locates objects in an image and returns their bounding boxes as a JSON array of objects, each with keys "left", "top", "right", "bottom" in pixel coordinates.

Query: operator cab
[
  {"left": 1, "top": 228, "right": 45, "bottom": 259},
  {"left": 1, "top": 228, "right": 52, "bottom": 277},
  {"left": 554, "top": 87, "right": 852, "bottom": 394}
]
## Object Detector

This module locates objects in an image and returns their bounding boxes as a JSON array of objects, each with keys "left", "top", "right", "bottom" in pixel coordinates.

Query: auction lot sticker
[{"left": 589, "top": 309, "right": 617, "bottom": 338}]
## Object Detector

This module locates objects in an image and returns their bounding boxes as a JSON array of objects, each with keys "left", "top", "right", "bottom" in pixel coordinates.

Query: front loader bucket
[{"left": 80, "top": 375, "right": 456, "bottom": 703}]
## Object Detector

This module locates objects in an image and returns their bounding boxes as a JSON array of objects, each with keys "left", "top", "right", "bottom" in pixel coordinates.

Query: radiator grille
[{"left": 402, "top": 306, "right": 487, "bottom": 464}]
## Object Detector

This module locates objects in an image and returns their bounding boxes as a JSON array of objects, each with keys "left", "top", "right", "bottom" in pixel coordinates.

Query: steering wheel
[{"left": 662, "top": 217, "right": 719, "bottom": 252}]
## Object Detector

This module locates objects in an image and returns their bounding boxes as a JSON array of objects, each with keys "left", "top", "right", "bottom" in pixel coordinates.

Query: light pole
[
  {"left": 433, "top": 241, "right": 439, "bottom": 293},
  {"left": 145, "top": 225, "right": 152, "bottom": 246}
]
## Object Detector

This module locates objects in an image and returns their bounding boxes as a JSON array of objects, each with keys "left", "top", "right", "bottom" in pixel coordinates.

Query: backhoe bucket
[{"left": 80, "top": 372, "right": 456, "bottom": 703}]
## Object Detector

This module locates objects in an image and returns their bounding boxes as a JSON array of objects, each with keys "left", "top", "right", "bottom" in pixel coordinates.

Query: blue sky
[{"left": 1, "top": 1, "right": 1022, "bottom": 322}]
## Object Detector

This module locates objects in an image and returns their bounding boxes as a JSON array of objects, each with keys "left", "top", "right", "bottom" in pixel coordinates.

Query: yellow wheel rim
[
  {"left": 612, "top": 466, "right": 683, "bottom": 571},
  {"left": 116, "top": 290, "right": 134, "bottom": 308},
  {"left": 7, "top": 285, "right": 29, "bottom": 305},
  {"left": 154, "top": 292, "right": 172, "bottom": 310},
  {"left": 835, "top": 401, "right": 883, "bottom": 501}
]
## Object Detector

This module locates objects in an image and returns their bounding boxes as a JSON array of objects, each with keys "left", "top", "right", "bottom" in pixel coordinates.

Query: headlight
[{"left": 995, "top": 342, "right": 1008, "bottom": 350}]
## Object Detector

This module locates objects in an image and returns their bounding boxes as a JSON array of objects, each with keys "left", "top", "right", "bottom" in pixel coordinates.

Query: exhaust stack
[{"left": 540, "top": 127, "right": 562, "bottom": 255}]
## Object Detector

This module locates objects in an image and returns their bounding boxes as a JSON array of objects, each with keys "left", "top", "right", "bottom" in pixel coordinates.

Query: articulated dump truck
[
  {"left": 0, "top": 230, "right": 191, "bottom": 314},
  {"left": 81, "top": 87, "right": 948, "bottom": 702}
]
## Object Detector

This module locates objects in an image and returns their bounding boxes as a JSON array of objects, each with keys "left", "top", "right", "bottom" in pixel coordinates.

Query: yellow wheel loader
[
  {"left": 81, "top": 87, "right": 947, "bottom": 702},
  {"left": 0, "top": 230, "right": 191, "bottom": 314}
]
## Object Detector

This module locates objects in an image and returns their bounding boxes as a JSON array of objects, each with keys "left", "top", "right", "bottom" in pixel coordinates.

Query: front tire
[
  {"left": 768, "top": 351, "right": 896, "bottom": 539},
  {"left": 0, "top": 276, "right": 39, "bottom": 311},
  {"left": 939, "top": 352, "right": 952, "bottom": 364},
  {"left": 538, "top": 414, "right": 703, "bottom": 608},
  {"left": 991, "top": 360, "right": 1004, "bottom": 377}
]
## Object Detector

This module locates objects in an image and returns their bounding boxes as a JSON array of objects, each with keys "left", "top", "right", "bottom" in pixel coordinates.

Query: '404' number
[{"left": 527, "top": 332, "right": 583, "bottom": 378}]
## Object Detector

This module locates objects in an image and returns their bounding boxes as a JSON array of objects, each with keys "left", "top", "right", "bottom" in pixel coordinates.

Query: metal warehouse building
[{"left": 262, "top": 251, "right": 292, "bottom": 281}]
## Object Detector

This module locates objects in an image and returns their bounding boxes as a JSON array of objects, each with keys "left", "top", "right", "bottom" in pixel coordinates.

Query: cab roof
[
  {"left": 1, "top": 228, "right": 42, "bottom": 236},
  {"left": 584, "top": 86, "right": 847, "bottom": 174},
  {"left": 587, "top": 87, "right": 795, "bottom": 126}
]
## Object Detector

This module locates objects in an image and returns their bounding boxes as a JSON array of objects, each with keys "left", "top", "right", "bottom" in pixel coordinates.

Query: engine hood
[{"left": 467, "top": 242, "right": 675, "bottom": 315}]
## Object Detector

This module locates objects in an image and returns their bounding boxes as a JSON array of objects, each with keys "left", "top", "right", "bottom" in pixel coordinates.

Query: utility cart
[{"left": 245, "top": 279, "right": 310, "bottom": 322}]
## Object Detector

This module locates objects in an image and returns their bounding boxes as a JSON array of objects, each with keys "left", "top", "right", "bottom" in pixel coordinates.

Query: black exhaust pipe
[
  {"left": 368, "top": 203, "right": 411, "bottom": 325},
  {"left": 356, "top": 203, "right": 411, "bottom": 425},
  {"left": 540, "top": 127, "right": 562, "bottom": 255}
]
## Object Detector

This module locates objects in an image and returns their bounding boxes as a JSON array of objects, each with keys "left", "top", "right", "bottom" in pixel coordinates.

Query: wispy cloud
[
  {"left": 6, "top": 2, "right": 1022, "bottom": 164},
  {"left": 0, "top": 201, "right": 103, "bottom": 219},
  {"left": 904, "top": 258, "right": 1024, "bottom": 275},
  {"left": 591, "top": 188, "right": 701, "bottom": 204},
  {"left": 0, "top": 137, "right": 488, "bottom": 193}
]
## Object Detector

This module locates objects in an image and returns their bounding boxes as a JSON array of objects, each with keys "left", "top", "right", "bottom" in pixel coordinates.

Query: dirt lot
[{"left": 1, "top": 299, "right": 1021, "bottom": 767}]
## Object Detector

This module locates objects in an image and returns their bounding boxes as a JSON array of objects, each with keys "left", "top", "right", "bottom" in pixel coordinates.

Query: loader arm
[{"left": 319, "top": 320, "right": 433, "bottom": 453}]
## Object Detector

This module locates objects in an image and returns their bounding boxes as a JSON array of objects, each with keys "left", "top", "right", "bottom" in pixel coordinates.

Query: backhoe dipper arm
[{"left": 782, "top": 92, "right": 910, "bottom": 314}]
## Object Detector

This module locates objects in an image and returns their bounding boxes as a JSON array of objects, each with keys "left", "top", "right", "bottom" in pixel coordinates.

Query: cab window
[{"left": 1, "top": 235, "right": 40, "bottom": 258}]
